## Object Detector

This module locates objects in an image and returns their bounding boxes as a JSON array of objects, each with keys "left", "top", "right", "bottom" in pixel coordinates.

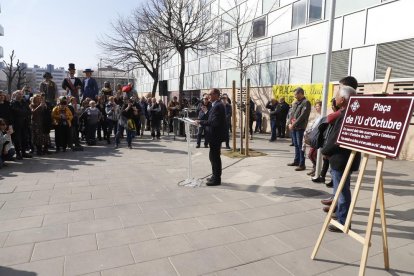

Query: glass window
[
  {"left": 308, "top": 0, "right": 323, "bottom": 23},
  {"left": 203, "top": 73, "right": 211, "bottom": 89},
  {"left": 260, "top": 62, "right": 276, "bottom": 86},
  {"left": 252, "top": 16, "right": 267, "bottom": 39},
  {"left": 292, "top": 0, "right": 306, "bottom": 28},
  {"left": 272, "top": 31, "right": 297, "bottom": 60},
  {"left": 219, "top": 30, "right": 232, "bottom": 49},
  {"left": 336, "top": 0, "right": 380, "bottom": 17},
  {"left": 263, "top": 0, "right": 280, "bottom": 14},
  {"left": 311, "top": 53, "right": 325, "bottom": 83}
]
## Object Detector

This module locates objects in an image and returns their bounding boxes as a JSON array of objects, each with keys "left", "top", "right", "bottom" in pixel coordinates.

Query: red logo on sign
[{"left": 337, "top": 96, "right": 414, "bottom": 158}]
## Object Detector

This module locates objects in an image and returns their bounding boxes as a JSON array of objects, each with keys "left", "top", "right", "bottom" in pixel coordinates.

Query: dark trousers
[
  {"left": 277, "top": 120, "right": 286, "bottom": 138},
  {"left": 107, "top": 119, "right": 117, "bottom": 138},
  {"left": 86, "top": 123, "right": 98, "bottom": 144},
  {"left": 116, "top": 125, "right": 133, "bottom": 146},
  {"left": 11, "top": 124, "right": 29, "bottom": 153},
  {"left": 169, "top": 117, "right": 174, "bottom": 132},
  {"left": 270, "top": 119, "right": 277, "bottom": 141},
  {"left": 151, "top": 119, "right": 161, "bottom": 138},
  {"left": 97, "top": 120, "right": 108, "bottom": 140},
  {"left": 320, "top": 159, "right": 330, "bottom": 178},
  {"left": 209, "top": 142, "right": 222, "bottom": 181},
  {"left": 197, "top": 126, "right": 208, "bottom": 146},
  {"left": 55, "top": 125, "right": 70, "bottom": 149},
  {"left": 71, "top": 119, "right": 81, "bottom": 147}
]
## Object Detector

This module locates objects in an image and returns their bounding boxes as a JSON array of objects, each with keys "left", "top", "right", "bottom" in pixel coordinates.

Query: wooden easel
[{"left": 311, "top": 147, "right": 389, "bottom": 276}]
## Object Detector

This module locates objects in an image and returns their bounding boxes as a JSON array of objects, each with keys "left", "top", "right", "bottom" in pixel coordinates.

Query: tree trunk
[
  {"left": 151, "top": 77, "right": 159, "bottom": 98},
  {"left": 178, "top": 49, "right": 186, "bottom": 94},
  {"left": 239, "top": 70, "right": 244, "bottom": 154}
]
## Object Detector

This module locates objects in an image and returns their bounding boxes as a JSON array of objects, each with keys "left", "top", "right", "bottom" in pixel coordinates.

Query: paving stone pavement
[{"left": 0, "top": 133, "right": 413, "bottom": 276}]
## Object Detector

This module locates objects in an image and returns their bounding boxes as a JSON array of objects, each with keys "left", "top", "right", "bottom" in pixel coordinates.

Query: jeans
[
  {"left": 331, "top": 168, "right": 351, "bottom": 225},
  {"left": 116, "top": 125, "right": 133, "bottom": 146},
  {"left": 270, "top": 119, "right": 277, "bottom": 141},
  {"left": 292, "top": 129, "right": 305, "bottom": 166}
]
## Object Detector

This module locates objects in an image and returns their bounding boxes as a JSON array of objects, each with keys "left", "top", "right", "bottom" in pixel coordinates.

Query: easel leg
[
  {"left": 344, "top": 153, "right": 369, "bottom": 233},
  {"left": 359, "top": 157, "right": 384, "bottom": 276},
  {"left": 378, "top": 176, "right": 389, "bottom": 269},
  {"left": 311, "top": 151, "right": 356, "bottom": 259}
]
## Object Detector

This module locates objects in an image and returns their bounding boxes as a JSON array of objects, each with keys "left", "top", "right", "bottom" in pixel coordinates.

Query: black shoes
[
  {"left": 328, "top": 225, "right": 342, "bottom": 233},
  {"left": 196, "top": 145, "right": 200, "bottom": 148},
  {"left": 22, "top": 152, "right": 33, "bottom": 158},
  {"left": 295, "top": 166, "right": 306, "bottom": 171},
  {"left": 206, "top": 177, "right": 221, "bottom": 186},
  {"left": 206, "top": 180, "right": 221, "bottom": 186},
  {"left": 312, "top": 176, "right": 325, "bottom": 183},
  {"left": 287, "top": 162, "right": 299, "bottom": 166},
  {"left": 326, "top": 180, "right": 333, "bottom": 188}
]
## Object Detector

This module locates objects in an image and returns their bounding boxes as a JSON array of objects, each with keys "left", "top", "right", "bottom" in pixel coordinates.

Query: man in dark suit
[
  {"left": 197, "top": 88, "right": 226, "bottom": 186},
  {"left": 81, "top": 69, "right": 99, "bottom": 101},
  {"left": 62, "top": 63, "right": 82, "bottom": 102}
]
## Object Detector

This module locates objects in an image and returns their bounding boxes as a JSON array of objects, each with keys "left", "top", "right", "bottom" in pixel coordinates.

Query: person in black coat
[
  {"left": 196, "top": 96, "right": 212, "bottom": 148},
  {"left": 0, "top": 91, "right": 11, "bottom": 125},
  {"left": 62, "top": 63, "right": 82, "bottom": 102},
  {"left": 10, "top": 90, "right": 32, "bottom": 159},
  {"left": 197, "top": 88, "right": 226, "bottom": 186},
  {"left": 275, "top": 97, "right": 290, "bottom": 138},
  {"left": 321, "top": 85, "right": 360, "bottom": 232}
]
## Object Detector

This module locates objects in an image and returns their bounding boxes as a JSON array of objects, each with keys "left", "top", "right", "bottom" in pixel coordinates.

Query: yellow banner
[{"left": 272, "top": 83, "right": 334, "bottom": 106}]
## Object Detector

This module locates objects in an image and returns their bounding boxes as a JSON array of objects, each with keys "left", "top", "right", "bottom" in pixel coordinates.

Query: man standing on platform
[
  {"left": 196, "top": 88, "right": 226, "bottom": 186},
  {"left": 62, "top": 63, "right": 82, "bottom": 102},
  {"left": 81, "top": 69, "right": 99, "bottom": 102}
]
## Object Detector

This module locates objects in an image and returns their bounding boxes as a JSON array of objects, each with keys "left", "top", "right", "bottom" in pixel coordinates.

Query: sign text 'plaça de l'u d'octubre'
[{"left": 337, "top": 96, "right": 414, "bottom": 158}]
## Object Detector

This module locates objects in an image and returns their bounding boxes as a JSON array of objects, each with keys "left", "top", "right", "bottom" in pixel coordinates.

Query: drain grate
[{"left": 293, "top": 188, "right": 325, "bottom": 197}]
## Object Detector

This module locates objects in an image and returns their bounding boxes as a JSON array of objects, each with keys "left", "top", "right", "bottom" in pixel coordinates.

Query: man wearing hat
[
  {"left": 81, "top": 68, "right": 99, "bottom": 101},
  {"left": 62, "top": 63, "right": 82, "bottom": 102},
  {"left": 39, "top": 72, "right": 57, "bottom": 105}
]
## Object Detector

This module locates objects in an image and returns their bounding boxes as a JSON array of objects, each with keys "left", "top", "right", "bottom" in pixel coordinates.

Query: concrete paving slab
[
  {"left": 32, "top": 234, "right": 97, "bottom": 261},
  {"left": 169, "top": 245, "right": 243, "bottom": 276},
  {"left": 4, "top": 224, "right": 67, "bottom": 247},
  {"left": 129, "top": 234, "right": 194, "bottom": 263},
  {"left": 101, "top": 258, "right": 177, "bottom": 276},
  {"left": 7, "top": 257, "right": 64, "bottom": 276},
  {"left": 64, "top": 245, "right": 134, "bottom": 276},
  {"left": 96, "top": 225, "right": 155, "bottom": 249}
]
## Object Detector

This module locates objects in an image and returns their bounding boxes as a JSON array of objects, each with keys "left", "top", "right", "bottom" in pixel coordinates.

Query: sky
[{"left": 1, "top": 0, "right": 144, "bottom": 70}]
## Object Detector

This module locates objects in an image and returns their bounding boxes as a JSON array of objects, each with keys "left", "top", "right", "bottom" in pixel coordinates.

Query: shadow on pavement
[{"left": 0, "top": 267, "right": 37, "bottom": 276}]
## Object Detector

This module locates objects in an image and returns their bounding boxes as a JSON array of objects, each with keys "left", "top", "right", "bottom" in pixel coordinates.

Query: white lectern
[{"left": 178, "top": 117, "right": 202, "bottom": 187}]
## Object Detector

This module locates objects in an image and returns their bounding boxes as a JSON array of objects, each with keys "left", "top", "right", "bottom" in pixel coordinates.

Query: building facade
[{"left": 135, "top": 0, "right": 414, "bottom": 94}]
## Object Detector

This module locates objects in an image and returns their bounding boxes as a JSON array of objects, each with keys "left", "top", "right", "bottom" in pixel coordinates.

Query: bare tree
[
  {"left": 16, "top": 63, "right": 28, "bottom": 90},
  {"left": 98, "top": 9, "right": 168, "bottom": 97},
  {"left": 2, "top": 50, "right": 20, "bottom": 94},
  {"left": 220, "top": 0, "right": 286, "bottom": 151},
  {"left": 140, "top": 0, "right": 219, "bottom": 94}
]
